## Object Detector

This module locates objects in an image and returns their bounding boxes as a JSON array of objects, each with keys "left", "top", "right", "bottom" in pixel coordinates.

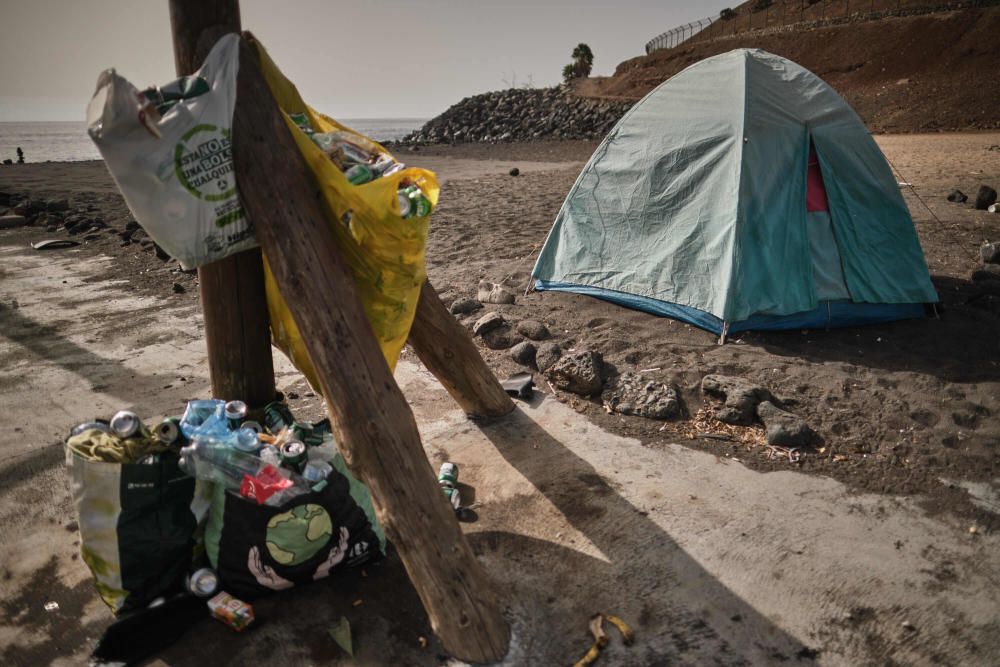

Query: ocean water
[{"left": 0, "top": 118, "right": 427, "bottom": 164}]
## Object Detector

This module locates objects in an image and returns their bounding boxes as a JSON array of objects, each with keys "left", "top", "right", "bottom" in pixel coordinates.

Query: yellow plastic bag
[{"left": 252, "top": 40, "right": 437, "bottom": 388}]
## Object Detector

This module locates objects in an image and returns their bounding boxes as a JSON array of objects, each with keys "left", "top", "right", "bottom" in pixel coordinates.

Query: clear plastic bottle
[
  {"left": 179, "top": 436, "right": 309, "bottom": 506},
  {"left": 178, "top": 436, "right": 264, "bottom": 491}
]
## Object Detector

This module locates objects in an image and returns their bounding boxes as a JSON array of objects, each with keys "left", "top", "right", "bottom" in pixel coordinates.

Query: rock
[
  {"left": 975, "top": 185, "right": 997, "bottom": 210},
  {"left": 603, "top": 372, "right": 682, "bottom": 419},
  {"left": 536, "top": 342, "right": 562, "bottom": 373},
  {"left": 547, "top": 350, "right": 604, "bottom": 397},
  {"left": 510, "top": 341, "right": 537, "bottom": 366},
  {"left": 172, "top": 282, "right": 186, "bottom": 294},
  {"left": 515, "top": 319, "right": 549, "bottom": 340},
  {"left": 509, "top": 167, "right": 520, "bottom": 177},
  {"left": 449, "top": 297, "right": 482, "bottom": 315},
  {"left": 153, "top": 243, "right": 171, "bottom": 261},
  {"left": 756, "top": 401, "right": 818, "bottom": 447},
  {"left": 947, "top": 190, "right": 967, "bottom": 203},
  {"left": 0, "top": 215, "right": 28, "bottom": 229},
  {"left": 12, "top": 202, "right": 30, "bottom": 216},
  {"left": 981, "top": 242, "right": 1000, "bottom": 264},
  {"left": 46, "top": 198, "right": 69, "bottom": 212},
  {"left": 481, "top": 326, "right": 519, "bottom": 350},
  {"left": 701, "top": 374, "right": 773, "bottom": 425},
  {"left": 473, "top": 311, "right": 504, "bottom": 336},
  {"left": 477, "top": 280, "right": 516, "bottom": 305}
]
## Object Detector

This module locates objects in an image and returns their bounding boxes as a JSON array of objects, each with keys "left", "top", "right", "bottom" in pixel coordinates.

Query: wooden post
[
  {"left": 168, "top": 0, "right": 276, "bottom": 407},
  {"left": 408, "top": 281, "right": 515, "bottom": 419},
  {"left": 230, "top": 38, "right": 510, "bottom": 662}
]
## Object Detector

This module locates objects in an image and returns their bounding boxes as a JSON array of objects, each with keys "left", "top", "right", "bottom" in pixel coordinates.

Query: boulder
[
  {"left": 947, "top": 190, "right": 967, "bottom": 203},
  {"left": 472, "top": 311, "right": 505, "bottom": 336},
  {"left": 510, "top": 341, "right": 537, "bottom": 366},
  {"left": 449, "top": 297, "right": 482, "bottom": 315},
  {"left": 535, "top": 342, "right": 562, "bottom": 373},
  {"left": 975, "top": 185, "right": 997, "bottom": 211},
  {"left": 515, "top": 319, "right": 550, "bottom": 340},
  {"left": 981, "top": 242, "right": 1000, "bottom": 265},
  {"left": 481, "top": 326, "right": 519, "bottom": 350},
  {"left": 756, "top": 401, "right": 818, "bottom": 447},
  {"left": 509, "top": 167, "right": 520, "bottom": 177},
  {"left": 701, "top": 374, "right": 773, "bottom": 425},
  {"left": 603, "top": 372, "right": 682, "bottom": 419},
  {"left": 546, "top": 350, "right": 604, "bottom": 397},
  {"left": 46, "top": 198, "right": 70, "bottom": 212},
  {"left": 477, "top": 280, "right": 516, "bottom": 305}
]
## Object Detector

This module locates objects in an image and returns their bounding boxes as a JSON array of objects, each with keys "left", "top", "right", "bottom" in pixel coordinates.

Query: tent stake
[{"left": 717, "top": 321, "right": 730, "bottom": 345}]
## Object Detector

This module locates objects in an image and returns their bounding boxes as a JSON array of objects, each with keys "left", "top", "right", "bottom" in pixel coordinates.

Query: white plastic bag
[{"left": 87, "top": 33, "right": 255, "bottom": 269}]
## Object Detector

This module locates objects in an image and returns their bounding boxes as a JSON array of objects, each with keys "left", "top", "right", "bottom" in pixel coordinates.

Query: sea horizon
[{"left": 0, "top": 118, "right": 428, "bottom": 164}]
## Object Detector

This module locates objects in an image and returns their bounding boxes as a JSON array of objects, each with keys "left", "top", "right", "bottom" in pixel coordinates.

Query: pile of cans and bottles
[
  {"left": 289, "top": 113, "right": 433, "bottom": 219},
  {"left": 70, "top": 399, "right": 466, "bottom": 631},
  {"left": 69, "top": 398, "right": 340, "bottom": 631}
]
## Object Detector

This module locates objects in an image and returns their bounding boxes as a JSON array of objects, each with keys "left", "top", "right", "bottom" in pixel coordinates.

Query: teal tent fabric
[{"left": 532, "top": 49, "right": 937, "bottom": 332}]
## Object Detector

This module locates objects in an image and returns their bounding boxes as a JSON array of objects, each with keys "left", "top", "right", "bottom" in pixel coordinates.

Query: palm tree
[{"left": 571, "top": 43, "right": 594, "bottom": 78}]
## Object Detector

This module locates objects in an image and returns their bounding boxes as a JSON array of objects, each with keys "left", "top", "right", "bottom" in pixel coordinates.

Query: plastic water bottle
[
  {"left": 178, "top": 436, "right": 264, "bottom": 491},
  {"left": 180, "top": 437, "right": 309, "bottom": 506}
]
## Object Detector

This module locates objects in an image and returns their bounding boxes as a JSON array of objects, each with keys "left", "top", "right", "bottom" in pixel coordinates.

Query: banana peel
[{"left": 572, "top": 613, "right": 633, "bottom": 667}]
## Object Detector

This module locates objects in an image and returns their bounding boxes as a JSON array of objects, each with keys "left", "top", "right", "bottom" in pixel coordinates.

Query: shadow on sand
[{"left": 476, "top": 403, "right": 819, "bottom": 664}]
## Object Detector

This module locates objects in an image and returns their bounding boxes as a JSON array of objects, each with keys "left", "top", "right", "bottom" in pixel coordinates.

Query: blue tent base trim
[{"left": 534, "top": 280, "right": 927, "bottom": 335}]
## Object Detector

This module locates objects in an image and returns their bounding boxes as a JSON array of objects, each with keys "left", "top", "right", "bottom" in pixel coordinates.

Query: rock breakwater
[{"left": 402, "top": 86, "right": 631, "bottom": 144}]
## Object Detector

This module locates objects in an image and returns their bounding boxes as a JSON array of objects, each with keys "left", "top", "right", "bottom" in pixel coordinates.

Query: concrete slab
[{"left": 1, "top": 240, "right": 997, "bottom": 665}]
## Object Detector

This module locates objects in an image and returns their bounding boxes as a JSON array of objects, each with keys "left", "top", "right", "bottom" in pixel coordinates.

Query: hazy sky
[{"left": 0, "top": 0, "right": 731, "bottom": 122}]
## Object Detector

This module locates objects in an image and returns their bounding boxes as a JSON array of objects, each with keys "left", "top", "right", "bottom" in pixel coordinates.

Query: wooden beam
[
  {"left": 230, "top": 38, "right": 510, "bottom": 662},
  {"left": 168, "top": 0, "right": 276, "bottom": 407},
  {"left": 408, "top": 281, "right": 515, "bottom": 419}
]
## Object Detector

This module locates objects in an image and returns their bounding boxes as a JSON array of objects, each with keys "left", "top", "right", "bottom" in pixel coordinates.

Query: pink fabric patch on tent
[{"left": 806, "top": 146, "right": 829, "bottom": 212}]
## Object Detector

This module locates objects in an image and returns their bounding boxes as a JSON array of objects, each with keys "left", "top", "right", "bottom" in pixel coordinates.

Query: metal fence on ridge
[{"left": 644, "top": 0, "right": 998, "bottom": 54}]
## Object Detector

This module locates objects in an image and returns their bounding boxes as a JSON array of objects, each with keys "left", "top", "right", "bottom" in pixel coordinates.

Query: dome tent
[{"left": 532, "top": 49, "right": 937, "bottom": 339}]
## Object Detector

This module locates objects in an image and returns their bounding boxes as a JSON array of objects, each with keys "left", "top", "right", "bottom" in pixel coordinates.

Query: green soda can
[
  {"left": 398, "top": 185, "right": 432, "bottom": 219},
  {"left": 291, "top": 422, "right": 325, "bottom": 448},
  {"left": 345, "top": 163, "right": 374, "bottom": 185},
  {"left": 279, "top": 440, "right": 308, "bottom": 474},
  {"left": 224, "top": 400, "right": 248, "bottom": 431},
  {"left": 155, "top": 417, "right": 185, "bottom": 447},
  {"left": 438, "top": 462, "right": 459, "bottom": 486},
  {"left": 263, "top": 402, "right": 294, "bottom": 434},
  {"left": 438, "top": 462, "right": 461, "bottom": 511}
]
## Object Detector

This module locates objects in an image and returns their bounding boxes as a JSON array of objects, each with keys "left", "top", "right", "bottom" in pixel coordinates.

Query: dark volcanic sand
[{"left": 2, "top": 134, "right": 999, "bottom": 532}]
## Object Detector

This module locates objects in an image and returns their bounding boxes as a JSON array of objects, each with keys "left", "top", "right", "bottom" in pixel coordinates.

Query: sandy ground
[{"left": 0, "top": 134, "right": 998, "bottom": 665}]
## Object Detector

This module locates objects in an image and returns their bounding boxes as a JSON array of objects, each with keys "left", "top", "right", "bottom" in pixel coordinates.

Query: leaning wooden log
[
  {"left": 408, "top": 281, "right": 516, "bottom": 419},
  {"left": 230, "top": 37, "right": 510, "bottom": 663}
]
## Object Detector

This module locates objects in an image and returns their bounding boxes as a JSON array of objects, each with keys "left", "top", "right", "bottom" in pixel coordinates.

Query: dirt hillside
[{"left": 575, "top": 5, "right": 1000, "bottom": 132}]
